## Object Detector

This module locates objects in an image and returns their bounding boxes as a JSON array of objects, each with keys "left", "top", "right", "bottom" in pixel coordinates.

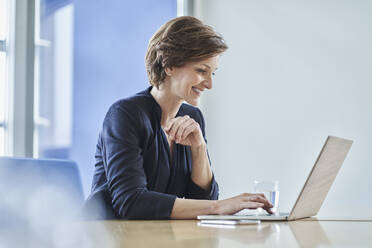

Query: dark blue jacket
[{"left": 84, "top": 87, "right": 219, "bottom": 220}]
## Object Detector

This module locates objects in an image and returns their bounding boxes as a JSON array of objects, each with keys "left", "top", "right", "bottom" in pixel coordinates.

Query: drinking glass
[{"left": 253, "top": 180, "right": 280, "bottom": 215}]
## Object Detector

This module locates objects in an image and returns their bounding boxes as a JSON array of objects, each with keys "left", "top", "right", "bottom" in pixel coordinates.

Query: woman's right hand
[{"left": 213, "top": 193, "right": 273, "bottom": 215}]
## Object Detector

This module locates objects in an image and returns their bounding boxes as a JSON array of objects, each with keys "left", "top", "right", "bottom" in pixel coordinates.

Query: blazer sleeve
[
  {"left": 185, "top": 108, "right": 219, "bottom": 200},
  {"left": 101, "top": 103, "right": 176, "bottom": 220}
]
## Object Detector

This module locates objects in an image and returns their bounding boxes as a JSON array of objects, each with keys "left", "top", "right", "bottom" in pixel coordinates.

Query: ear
[{"left": 164, "top": 67, "right": 174, "bottom": 76}]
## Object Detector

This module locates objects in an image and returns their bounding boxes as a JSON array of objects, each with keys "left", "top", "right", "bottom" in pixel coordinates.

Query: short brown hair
[{"left": 145, "top": 16, "right": 228, "bottom": 87}]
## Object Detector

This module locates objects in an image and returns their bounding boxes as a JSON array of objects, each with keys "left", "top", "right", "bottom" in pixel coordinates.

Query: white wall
[{"left": 196, "top": 0, "right": 372, "bottom": 216}]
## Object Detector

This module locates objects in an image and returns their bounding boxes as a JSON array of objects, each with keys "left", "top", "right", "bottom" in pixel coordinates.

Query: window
[
  {"left": 0, "top": 0, "right": 9, "bottom": 156},
  {"left": 0, "top": 0, "right": 74, "bottom": 158},
  {"left": 34, "top": 0, "right": 74, "bottom": 158}
]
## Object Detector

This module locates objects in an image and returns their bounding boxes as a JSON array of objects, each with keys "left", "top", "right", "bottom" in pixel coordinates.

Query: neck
[{"left": 150, "top": 83, "right": 183, "bottom": 127}]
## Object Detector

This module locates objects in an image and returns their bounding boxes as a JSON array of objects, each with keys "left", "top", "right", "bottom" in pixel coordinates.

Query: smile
[{"left": 192, "top": 87, "right": 203, "bottom": 96}]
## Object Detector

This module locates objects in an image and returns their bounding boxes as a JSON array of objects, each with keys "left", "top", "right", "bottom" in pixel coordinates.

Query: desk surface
[{"left": 79, "top": 219, "right": 372, "bottom": 248}]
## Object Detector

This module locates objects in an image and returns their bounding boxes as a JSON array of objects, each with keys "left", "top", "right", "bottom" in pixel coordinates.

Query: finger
[
  {"left": 181, "top": 122, "right": 199, "bottom": 141},
  {"left": 247, "top": 195, "right": 273, "bottom": 208},
  {"left": 169, "top": 116, "right": 190, "bottom": 140},
  {"left": 250, "top": 194, "right": 273, "bottom": 206},
  {"left": 252, "top": 193, "right": 269, "bottom": 202},
  {"left": 175, "top": 118, "right": 194, "bottom": 142},
  {"left": 264, "top": 207, "right": 273, "bottom": 215},
  {"left": 240, "top": 193, "right": 266, "bottom": 203},
  {"left": 246, "top": 195, "right": 266, "bottom": 203},
  {"left": 165, "top": 117, "right": 184, "bottom": 138},
  {"left": 249, "top": 196, "right": 274, "bottom": 214},
  {"left": 241, "top": 202, "right": 264, "bottom": 210},
  {"left": 257, "top": 193, "right": 266, "bottom": 199},
  {"left": 180, "top": 120, "right": 197, "bottom": 141},
  {"left": 164, "top": 118, "right": 177, "bottom": 133}
]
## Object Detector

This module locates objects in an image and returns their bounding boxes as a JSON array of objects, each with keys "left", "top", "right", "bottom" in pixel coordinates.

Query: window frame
[
  {"left": 3, "top": 0, "right": 36, "bottom": 157},
  {"left": 3, "top": 0, "right": 74, "bottom": 158},
  {"left": 0, "top": 0, "right": 10, "bottom": 155}
]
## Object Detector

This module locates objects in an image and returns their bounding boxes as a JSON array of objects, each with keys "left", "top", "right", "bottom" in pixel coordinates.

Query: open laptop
[{"left": 198, "top": 136, "right": 353, "bottom": 221}]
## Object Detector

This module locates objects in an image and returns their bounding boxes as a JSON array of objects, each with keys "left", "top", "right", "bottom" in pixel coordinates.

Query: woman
[{"left": 84, "top": 16, "right": 273, "bottom": 220}]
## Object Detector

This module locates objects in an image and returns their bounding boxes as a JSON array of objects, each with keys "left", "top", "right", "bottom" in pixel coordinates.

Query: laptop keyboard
[
  {"left": 237, "top": 210, "right": 291, "bottom": 218},
  {"left": 235, "top": 209, "right": 271, "bottom": 216}
]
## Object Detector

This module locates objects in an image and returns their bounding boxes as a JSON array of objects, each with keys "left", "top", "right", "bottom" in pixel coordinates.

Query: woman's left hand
[{"left": 164, "top": 115, "right": 205, "bottom": 148}]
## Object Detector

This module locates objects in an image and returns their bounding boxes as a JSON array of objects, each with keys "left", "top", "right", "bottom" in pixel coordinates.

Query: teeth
[{"left": 193, "top": 87, "right": 202, "bottom": 93}]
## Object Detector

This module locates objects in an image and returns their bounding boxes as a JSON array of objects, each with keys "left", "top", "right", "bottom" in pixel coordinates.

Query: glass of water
[{"left": 253, "top": 180, "right": 280, "bottom": 215}]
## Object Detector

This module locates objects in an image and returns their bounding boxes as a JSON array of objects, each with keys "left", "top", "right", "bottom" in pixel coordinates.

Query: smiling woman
[{"left": 83, "top": 16, "right": 273, "bottom": 220}]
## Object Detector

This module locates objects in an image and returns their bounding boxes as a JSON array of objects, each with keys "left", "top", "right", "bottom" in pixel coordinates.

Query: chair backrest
[{"left": 0, "top": 157, "right": 84, "bottom": 223}]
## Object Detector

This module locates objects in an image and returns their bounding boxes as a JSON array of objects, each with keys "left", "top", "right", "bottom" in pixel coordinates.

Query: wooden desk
[{"left": 80, "top": 219, "right": 372, "bottom": 247}]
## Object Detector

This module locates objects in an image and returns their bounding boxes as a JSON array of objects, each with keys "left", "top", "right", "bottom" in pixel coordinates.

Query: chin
[{"left": 185, "top": 98, "right": 200, "bottom": 106}]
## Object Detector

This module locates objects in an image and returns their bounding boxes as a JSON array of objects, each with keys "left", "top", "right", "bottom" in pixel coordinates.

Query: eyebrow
[
  {"left": 202, "top": 64, "right": 218, "bottom": 71},
  {"left": 202, "top": 64, "right": 211, "bottom": 69}
]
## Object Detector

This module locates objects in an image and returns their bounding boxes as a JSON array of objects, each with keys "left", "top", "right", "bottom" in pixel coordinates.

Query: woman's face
[{"left": 165, "top": 55, "right": 219, "bottom": 106}]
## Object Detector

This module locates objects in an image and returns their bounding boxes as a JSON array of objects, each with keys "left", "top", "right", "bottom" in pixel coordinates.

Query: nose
[{"left": 203, "top": 74, "right": 213, "bottom": 90}]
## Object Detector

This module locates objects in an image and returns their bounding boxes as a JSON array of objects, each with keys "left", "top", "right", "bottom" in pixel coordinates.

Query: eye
[
  {"left": 196, "top": 68, "right": 207, "bottom": 74},
  {"left": 212, "top": 72, "right": 216, "bottom": 76}
]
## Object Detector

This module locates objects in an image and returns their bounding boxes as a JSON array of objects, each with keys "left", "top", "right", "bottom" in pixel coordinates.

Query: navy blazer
[{"left": 84, "top": 87, "right": 219, "bottom": 220}]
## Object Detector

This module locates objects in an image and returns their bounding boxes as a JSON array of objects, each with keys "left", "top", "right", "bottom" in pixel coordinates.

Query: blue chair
[
  {"left": 0, "top": 157, "right": 86, "bottom": 246},
  {"left": 0, "top": 157, "right": 84, "bottom": 223}
]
